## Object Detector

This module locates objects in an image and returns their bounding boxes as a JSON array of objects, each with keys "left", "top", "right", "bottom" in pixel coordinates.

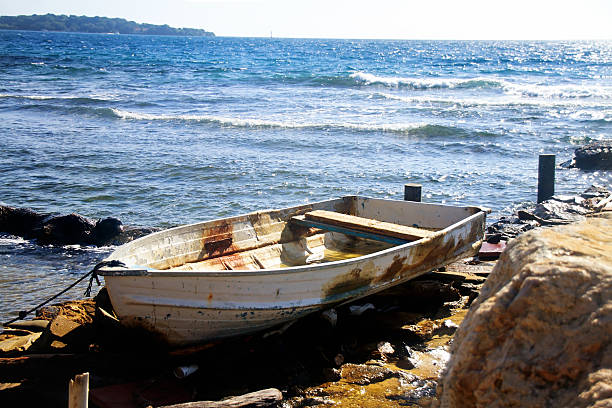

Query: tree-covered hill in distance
[{"left": 0, "top": 14, "right": 214, "bottom": 37}]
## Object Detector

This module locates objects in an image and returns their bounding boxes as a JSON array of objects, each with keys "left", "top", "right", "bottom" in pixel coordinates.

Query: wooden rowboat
[{"left": 98, "top": 196, "right": 487, "bottom": 347}]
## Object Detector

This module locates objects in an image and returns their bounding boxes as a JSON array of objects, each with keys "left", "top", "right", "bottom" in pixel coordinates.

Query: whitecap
[
  {"left": 503, "top": 83, "right": 612, "bottom": 100},
  {"left": 0, "top": 235, "right": 28, "bottom": 245},
  {"left": 350, "top": 72, "right": 502, "bottom": 90},
  {"left": 374, "top": 91, "right": 611, "bottom": 109},
  {"left": 110, "top": 108, "right": 430, "bottom": 133},
  {"left": 569, "top": 109, "right": 612, "bottom": 122},
  {"left": 0, "top": 93, "right": 117, "bottom": 102}
]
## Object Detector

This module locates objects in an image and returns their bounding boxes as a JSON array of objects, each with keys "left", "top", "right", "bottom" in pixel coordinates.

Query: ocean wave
[
  {"left": 0, "top": 93, "right": 118, "bottom": 103},
  {"left": 569, "top": 109, "right": 612, "bottom": 122},
  {"left": 375, "top": 92, "right": 508, "bottom": 107},
  {"left": 14, "top": 104, "right": 125, "bottom": 120},
  {"left": 111, "top": 108, "right": 479, "bottom": 136},
  {"left": 350, "top": 72, "right": 503, "bottom": 90},
  {"left": 0, "top": 235, "right": 28, "bottom": 245},
  {"left": 502, "top": 83, "right": 612, "bottom": 100},
  {"left": 0, "top": 93, "right": 53, "bottom": 100},
  {"left": 111, "top": 109, "right": 291, "bottom": 127},
  {"left": 375, "top": 91, "right": 612, "bottom": 109},
  {"left": 351, "top": 72, "right": 612, "bottom": 100}
]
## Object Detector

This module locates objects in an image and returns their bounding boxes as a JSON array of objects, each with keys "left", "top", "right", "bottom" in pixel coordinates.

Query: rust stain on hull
[
  {"left": 201, "top": 220, "right": 235, "bottom": 258},
  {"left": 374, "top": 254, "right": 408, "bottom": 284},
  {"left": 323, "top": 267, "right": 369, "bottom": 297},
  {"left": 204, "top": 237, "right": 233, "bottom": 255},
  {"left": 400, "top": 234, "right": 456, "bottom": 278},
  {"left": 320, "top": 221, "right": 484, "bottom": 303},
  {"left": 322, "top": 261, "right": 378, "bottom": 299}
]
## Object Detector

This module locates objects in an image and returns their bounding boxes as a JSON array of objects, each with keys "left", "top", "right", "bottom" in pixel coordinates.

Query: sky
[{"left": 1, "top": 0, "right": 611, "bottom": 40}]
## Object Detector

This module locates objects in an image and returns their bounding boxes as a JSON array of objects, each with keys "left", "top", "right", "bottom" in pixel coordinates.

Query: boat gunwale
[{"left": 99, "top": 196, "right": 486, "bottom": 278}]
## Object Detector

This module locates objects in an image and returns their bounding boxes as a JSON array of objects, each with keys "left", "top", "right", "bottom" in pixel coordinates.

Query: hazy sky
[{"left": 1, "top": 0, "right": 611, "bottom": 40}]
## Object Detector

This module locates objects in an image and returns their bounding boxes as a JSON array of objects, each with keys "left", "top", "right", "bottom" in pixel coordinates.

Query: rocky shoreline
[
  {"left": 1, "top": 262, "right": 492, "bottom": 407},
  {"left": 487, "top": 184, "right": 610, "bottom": 240},
  {"left": 0, "top": 182, "right": 610, "bottom": 407},
  {"left": 562, "top": 140, "right": 612, "bottom": 170}
]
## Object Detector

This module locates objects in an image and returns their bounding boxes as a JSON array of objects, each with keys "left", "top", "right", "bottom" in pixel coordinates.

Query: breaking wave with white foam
[
  {"left": 350, "top": 72, "right": 503, "bottom": 90},
  {"left": 0, "top": 92, "right": 119, "bottom": 102},
  {"left": 351, "top": 72, "right": 612, "bottom": 99},
  {"left": 111, "top": 108, "right": 434, "bottom": 133}
]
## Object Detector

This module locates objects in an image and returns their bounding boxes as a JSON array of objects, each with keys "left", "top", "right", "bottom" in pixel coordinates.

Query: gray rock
[
  {"left": 340, "top": 363, "right": 398, "bottom": 385},
  {"left": 0, "top": 205, "right": 50, "bottom": 238},
  {"left": 532, "top": 198, "right": 590, "bottom": 222},
  {"left": 0, "top": 205, "right": 155, "bottom": 247},
  {"left": 571, "top": 140, "right": 612, "bottom": 170}
]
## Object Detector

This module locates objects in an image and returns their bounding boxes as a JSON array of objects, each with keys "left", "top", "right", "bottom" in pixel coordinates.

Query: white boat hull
[{"left": 100, "top": 196, "right": 486, "bottom": 347}]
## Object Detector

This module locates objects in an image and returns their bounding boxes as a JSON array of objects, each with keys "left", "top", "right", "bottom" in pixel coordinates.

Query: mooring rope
[{"left": 1, "top": 260, "right": 126, "bottom": 327}]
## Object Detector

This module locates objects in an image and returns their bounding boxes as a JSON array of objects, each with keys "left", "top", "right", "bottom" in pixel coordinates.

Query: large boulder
[
  {"left": 34, "top": 213, "right": 97, "bottom": 245},
  {"left": 571, "top": 140, "right": 612, "bottom": 170},
  {"left": 436, "top": 213, "right": 612, "bottom": 408},
  {"left": 0, "top": 205, "right": 49, "bottom": 238},
  {"left": 34, "top": 213, "right": 124, "bottom": 246},
  {"left": 0, "top": 205, "right": 125, "bottom": 246}
]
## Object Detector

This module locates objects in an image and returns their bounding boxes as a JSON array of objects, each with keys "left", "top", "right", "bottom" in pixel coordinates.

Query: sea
[{"left": 0, "top": 31, "right": 610, "bottom": 323}]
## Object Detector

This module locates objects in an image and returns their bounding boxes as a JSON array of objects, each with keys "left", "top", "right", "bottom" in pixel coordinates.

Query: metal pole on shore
[
  {"left": 537, "top": 154, "right": 555, "bottom": 203},
  {"left": 404, "top": 184, "right": 422, "bottom": 202}
]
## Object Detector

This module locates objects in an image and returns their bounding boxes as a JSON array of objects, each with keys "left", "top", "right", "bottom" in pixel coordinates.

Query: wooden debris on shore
[
  {"left": 158, "top": 388, "right": 283, "bottom": 408},
  {"left": 68, "top": 372, "right": 89, "bottom": 408}
]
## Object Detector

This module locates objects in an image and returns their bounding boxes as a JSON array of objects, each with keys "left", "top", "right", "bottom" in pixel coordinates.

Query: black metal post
[
  {"left": 404, "top": 183, "right": 422, "bottom": 202},
  {"left": 537, "top": 154, "right": 555, "bottom": 203}
]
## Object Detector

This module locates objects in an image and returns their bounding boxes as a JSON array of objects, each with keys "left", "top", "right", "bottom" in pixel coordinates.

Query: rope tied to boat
[
  {"left": 1, "top": 260, "right": 126, "bottom": 327},
  {"left": 84, "top": 259, "right": 125, "bottom": 297}
]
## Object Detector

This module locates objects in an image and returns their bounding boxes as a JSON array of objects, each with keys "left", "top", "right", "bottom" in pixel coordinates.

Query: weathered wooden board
[
  {"left": 159, "top": 388, "right": 282, "bottom": 408},
  {"left": 302, "top": 210, "right": 434, "bottom": 241},
  {"left": 291, "top": 215, "right": 409, "bottom": 245}
]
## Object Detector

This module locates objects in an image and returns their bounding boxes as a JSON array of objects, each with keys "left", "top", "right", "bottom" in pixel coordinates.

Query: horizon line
[
  {"left": 1, "top": 13, "right": 611, "bottom": 42},
  {"left": 1, "top": 28, "right": 610, "bottom": 42}
]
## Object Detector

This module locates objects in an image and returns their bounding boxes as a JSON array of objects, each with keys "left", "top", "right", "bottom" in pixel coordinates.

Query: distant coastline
[{"left": 0, "top": 14, "right": 214, "bottom": 37}]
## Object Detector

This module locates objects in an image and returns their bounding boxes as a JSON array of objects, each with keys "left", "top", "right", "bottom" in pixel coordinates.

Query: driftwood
[
  {"left": 68, "top": 372, "right": 89, "bottom": 408},
  {"left": 159, "top": 388, "right": 282, "bottom": 408}
]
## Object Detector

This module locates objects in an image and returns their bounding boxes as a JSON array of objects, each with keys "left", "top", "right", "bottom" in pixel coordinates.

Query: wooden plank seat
[{"left": 291, "top": 210, "right": 434, "bottom": 245}]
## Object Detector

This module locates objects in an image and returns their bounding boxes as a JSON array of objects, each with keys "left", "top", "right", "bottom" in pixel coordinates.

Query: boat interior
[{"left": 106, "top": 197, "right": 481, "bottom": 272}]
